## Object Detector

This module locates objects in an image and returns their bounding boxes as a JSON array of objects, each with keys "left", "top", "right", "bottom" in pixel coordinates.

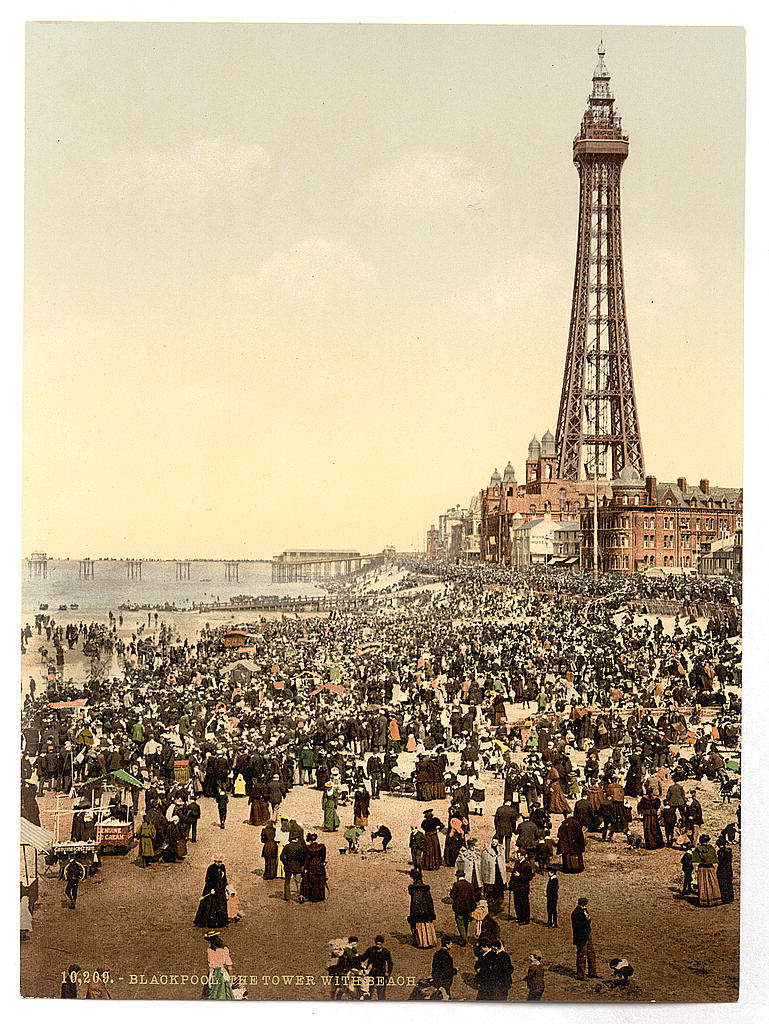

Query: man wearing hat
[
  {"left": 280, "top": 835, "right": 307, "bottom": 901},
  {"left": 409, "top": 825, "right": 425, "bottom": 872},
  {"left": 571, "top": 897, "right": 598, "bottom": 980}
]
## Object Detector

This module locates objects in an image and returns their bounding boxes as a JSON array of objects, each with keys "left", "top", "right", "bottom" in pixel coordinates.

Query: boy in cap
[{"left": 525, "top": 951, "right": 545, "bottom": 1000}]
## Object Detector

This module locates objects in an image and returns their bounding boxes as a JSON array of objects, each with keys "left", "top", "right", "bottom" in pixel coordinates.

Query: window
[{"left": 663, "top": 556, "right": 668, "bottom": 567}]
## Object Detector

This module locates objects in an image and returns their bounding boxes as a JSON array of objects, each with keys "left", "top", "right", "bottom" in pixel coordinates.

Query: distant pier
[{"left": 271, "top": 549, "right": 387, "bottom": 583}]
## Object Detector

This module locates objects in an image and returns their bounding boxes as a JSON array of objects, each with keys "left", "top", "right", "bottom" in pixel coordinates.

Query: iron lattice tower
[{"left": 556, "top": 44, "right": 644, "bottom": 482}]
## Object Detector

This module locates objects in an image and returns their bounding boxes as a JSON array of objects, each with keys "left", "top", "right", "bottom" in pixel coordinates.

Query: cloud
[
  {"left": 447, "top": 253, "right": 563, "bottom": 328},
  {"left": 632, "top": 247, "right": 699, "bottom": 288},
  {"left": 230, "top": 237, "right": 376, "bottom": 313},
  {"left": 360, "top": 152, "right": 489, "bottom": 210},
  {"left": 109, "top": 139, "right": 270, "bottom": 199}
]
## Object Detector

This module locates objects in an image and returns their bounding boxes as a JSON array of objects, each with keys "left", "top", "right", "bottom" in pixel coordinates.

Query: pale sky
[{"left": 23, "top": 23, "right": 744, "bottom": 559}]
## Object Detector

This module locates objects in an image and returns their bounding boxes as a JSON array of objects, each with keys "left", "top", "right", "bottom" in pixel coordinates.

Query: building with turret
[{"left": 480, "top": 428, "right": 594, "bottom": 564}]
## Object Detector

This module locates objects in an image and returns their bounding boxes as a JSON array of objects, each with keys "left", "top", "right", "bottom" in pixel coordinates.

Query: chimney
[
  {"left": 645, "top": 475, "right": 657, "bottom": 504},
  {"left": 699, "top": 478, "right": 710, "bottom": 495},
  {"left": 677, "top": 477, "right": 687, "bottom": 493}
]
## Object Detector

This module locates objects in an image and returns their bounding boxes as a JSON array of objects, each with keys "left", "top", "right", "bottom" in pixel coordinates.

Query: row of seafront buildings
[{"left": 426, "top": 429, "right": 743, "bottom": 577}]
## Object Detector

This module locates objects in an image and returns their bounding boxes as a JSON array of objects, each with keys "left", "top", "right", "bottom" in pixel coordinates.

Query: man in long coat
[
  {"left": 557, "top": 815, "right": 586, "bottom": 873},
  {"left": 480, "top": 838, "right": 507, "bottom": 912}
]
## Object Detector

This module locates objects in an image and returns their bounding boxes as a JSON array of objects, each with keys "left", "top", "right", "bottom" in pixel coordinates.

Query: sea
[{"left": 21, "top": 559, "right": 324, "bottom": 617}]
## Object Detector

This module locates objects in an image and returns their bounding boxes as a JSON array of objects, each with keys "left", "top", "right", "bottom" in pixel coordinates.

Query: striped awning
[{"left": 20, "top": 817, "right": 56, "bottom": 852}]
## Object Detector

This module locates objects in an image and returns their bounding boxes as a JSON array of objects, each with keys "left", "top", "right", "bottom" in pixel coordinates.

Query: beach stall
[{"left": 79, "top": 770, "right": 143, "bottom": 853}]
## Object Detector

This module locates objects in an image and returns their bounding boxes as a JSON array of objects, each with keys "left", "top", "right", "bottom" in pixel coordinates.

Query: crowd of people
[{"left": 21, "top": 558, "right": 741, "bottom": 1000}]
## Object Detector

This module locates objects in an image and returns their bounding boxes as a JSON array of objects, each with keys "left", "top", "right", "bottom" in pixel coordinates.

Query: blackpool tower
[{"left": 555, "top": 44, "right": 644, "bottom": 482}]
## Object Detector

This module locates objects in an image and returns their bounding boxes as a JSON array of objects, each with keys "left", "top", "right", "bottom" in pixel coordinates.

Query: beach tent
[
  {"left": 20, "top": 817, "right": 55, "bottom": 908},
  {"left": 221, "top": 659, "right": 261, "bottom": 686},
  {"left": 20, "top": 817, "right": 55, "bottom": 853},
  {"left": 223, "top": 630, "right": 250, "bottom": 648},
  {"left": 221, "top": 659, "right": 260, "bottom": 674}
]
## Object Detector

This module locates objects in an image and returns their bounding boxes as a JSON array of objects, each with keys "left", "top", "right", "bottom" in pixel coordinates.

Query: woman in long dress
[
  {"left": 353, "top": 789, "right": 370, "bottom": 828},
  {"left": 420, "top": 810, "right": 444, "bottom": 870},
  {"left": 691, "top": 835, "right": 722, "bottom": 907},
  {"left": 299, "top": 834, "right": 328, "bottom": 902},
  {"left": 407, "top": 870, "right": 436, "bottom": 948},
  {"left": 546, "top": 766, "right": 571, "bottom": 817},
  {"left": 205, "top": 932, "right": 234, "bottom": 1000},
  {"left": 194, "top": 859, "right": 229, "bottom": 928},
  {"left": 637, "top": 794, "right": 665, "bottom": 849},
  {"left": 556, "top": 815, "right": 586, "bottom": 873},
  {"left": 443, "top": 809, "right": 467, "bottom": 867},
  {"left": 322, "top": 784, "right": 340, "bottom": 832},
  {"left": 248, "top": 781, "right": 271, "bottom": 827}
]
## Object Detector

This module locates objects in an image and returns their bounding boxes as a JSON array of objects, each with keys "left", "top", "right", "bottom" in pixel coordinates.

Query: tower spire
[{"left": 555, "top": 46, "right": 644, "bottom": 482}]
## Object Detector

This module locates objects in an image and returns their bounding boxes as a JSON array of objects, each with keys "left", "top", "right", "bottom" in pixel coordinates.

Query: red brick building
[
  {"left": 580, "top": 473, "right": 743, "bottom": 573},
  {"left": 480, "top": 441, "right": 743, "bottom": 573}
]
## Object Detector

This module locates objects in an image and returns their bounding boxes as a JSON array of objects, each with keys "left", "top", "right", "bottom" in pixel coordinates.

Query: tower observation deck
[{"left": 555, "top": 43, "right": 644, "bottom": 482}]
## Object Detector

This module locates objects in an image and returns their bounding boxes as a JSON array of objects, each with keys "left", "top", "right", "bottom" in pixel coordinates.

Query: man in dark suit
[
  {"left": 280, "top": 836, "right": 307, "bottom": 901},
  {"left": 449, "top": 870, "right": 475, "bottom": 946},
  {"left": 546, "top": 869, "right": 559, "bottom": 927},
  {"left": 494, "top": 800, "right": 518, "bottom": 861},
  {"left": 367, "top": 754, "right": 383, "bottom": 798},
  {"left": 571, "top": 897, "right": 598, "bottom": 980},
  {"left": 687, "top": 791, "right": 704, "bottom": 843},
  {"left": 508, "top": 854, "right": 534, "bottom": 924},
  {"left": 666, "top": 781, "right": 686, "bottom": 823},
  {"left": 431, "top": 937, "right": 457, "bottom": 998}
]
